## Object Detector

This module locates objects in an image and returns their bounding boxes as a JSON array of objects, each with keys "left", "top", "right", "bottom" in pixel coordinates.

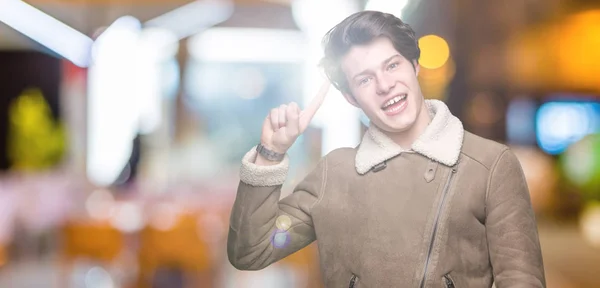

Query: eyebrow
[{"left": 352, "top": 54, "right": 402, "bottom": 80}]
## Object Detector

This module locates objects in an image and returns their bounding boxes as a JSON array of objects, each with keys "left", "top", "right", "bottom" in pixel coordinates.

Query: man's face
[{"left": 341, "top": 37, "right": 424, "bottom": 133}]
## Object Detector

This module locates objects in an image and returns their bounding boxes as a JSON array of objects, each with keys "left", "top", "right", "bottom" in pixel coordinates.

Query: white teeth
[{"left": 382, "top": 94, "right": 407, "bottom": 109}]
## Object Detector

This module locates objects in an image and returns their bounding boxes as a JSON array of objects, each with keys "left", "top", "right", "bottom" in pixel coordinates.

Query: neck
[{"left": 384, "top": 99, "right": 432, "bottom": 149}]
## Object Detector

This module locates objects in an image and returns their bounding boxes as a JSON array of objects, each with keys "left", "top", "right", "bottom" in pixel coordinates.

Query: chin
[
  {"left": 373, "top": 117, "right": 416, "bottom": 133},
  {"left": 377, "top": 111, "right": 418, "bottom": 131}
]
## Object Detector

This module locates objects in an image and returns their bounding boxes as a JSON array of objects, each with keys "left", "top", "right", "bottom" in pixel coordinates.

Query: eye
[
  {"left": 358, "top": 77, "right": 371, "bottom": 86},
  {"left": 387, "top": 62, "right": 399, "bottom": 70}
]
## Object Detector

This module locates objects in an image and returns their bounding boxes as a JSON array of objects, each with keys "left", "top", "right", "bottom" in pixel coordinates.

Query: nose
[{"left": 376, "top": 74, "right": 395, "bottom": 95}]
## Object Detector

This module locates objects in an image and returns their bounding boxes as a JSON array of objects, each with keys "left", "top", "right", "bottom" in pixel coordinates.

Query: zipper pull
[
  {"left": 349, "top": 274, "right": 358, "bottom": 288},
  {"left": 443, "top": 275, "right": 455, "bottom": 288}
]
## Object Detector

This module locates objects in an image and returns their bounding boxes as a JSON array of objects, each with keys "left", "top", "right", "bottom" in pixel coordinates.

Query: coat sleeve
[
  {"left": 486, "top": 148, "right": 546, "bottom": 287},
  {"left": 227, "top": 146, "right": 327, "bottom": 270}
]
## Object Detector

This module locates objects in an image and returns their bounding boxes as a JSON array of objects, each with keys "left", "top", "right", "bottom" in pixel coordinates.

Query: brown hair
[{"left": 320, "top": 11, "right": 420, "bottom": 94}]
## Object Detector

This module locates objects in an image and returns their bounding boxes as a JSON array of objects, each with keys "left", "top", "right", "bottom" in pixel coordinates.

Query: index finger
[{"left": 299, "top": 80, "right": 331, "bottom": 131}]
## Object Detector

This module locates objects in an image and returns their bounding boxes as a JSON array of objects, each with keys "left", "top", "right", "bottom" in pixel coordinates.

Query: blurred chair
[
  {"left": 137, "top": 212, "right": 213, "bottom": 288},
  {"left": 62, "top": 220, "right": 124, "bottom": 262},
  {"left": 60, "top": 220, "right": 125, "bottom": 286}
]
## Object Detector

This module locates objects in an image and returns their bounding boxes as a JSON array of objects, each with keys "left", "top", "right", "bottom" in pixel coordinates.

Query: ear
[
  {"left": 343, "top": 93, "right": 360, "bottom": 108},
  {"left": 413, "top": 61, "right": 420, "bottom": 77}
]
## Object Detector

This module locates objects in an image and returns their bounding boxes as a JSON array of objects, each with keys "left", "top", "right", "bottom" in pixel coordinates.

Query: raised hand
[{"left": 259, "top": 81, "right": 331, "bottom": 157}]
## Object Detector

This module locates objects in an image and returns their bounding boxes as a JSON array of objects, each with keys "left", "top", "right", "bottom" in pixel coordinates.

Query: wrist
[{"left": 256, "top": 143, "right": 286, "bottom": 162}]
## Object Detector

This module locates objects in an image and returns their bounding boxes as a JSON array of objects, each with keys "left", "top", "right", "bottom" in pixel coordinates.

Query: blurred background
[{"left": 0, "top": 0, "right": 599, "bottom": 287}]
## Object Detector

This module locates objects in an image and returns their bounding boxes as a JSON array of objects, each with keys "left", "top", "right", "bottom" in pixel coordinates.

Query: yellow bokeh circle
[{"left": 418, "top": 35, "right": 450, "bottom": 70}]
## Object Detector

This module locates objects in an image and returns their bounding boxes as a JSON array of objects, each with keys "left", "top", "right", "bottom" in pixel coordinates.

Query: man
[{"left": 227, "top": 11, "right": 546, "bottom": 288}]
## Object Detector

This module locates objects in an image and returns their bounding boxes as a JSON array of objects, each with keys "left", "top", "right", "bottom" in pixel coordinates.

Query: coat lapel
[{"left": 355, "top": 100, "right": 464, "bottom": 174}]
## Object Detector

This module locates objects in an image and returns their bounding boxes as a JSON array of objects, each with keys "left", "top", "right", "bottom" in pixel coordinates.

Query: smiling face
[{"left": 341, "top": 37, "right": 429, "bottom": 136}]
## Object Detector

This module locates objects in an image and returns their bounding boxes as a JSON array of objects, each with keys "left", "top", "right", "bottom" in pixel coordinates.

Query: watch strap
[{"left": 256, "top": 143, "right": 285, "bottom": 161}]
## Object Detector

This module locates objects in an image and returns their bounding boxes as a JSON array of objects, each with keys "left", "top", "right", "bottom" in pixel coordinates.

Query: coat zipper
[
  {"left": 443, "top": 274, "right": 455, "bottom": 288},
  {"left": 418, "top": 168, "right": 457, "bottom": 288},
  {"left": 349, "top": 274, "right": 358, "bottom": 288}
]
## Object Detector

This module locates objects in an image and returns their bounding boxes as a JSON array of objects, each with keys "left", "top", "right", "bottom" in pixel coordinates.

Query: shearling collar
[{"left": 355, "top": 100, "right": 464, "bottom": 174}]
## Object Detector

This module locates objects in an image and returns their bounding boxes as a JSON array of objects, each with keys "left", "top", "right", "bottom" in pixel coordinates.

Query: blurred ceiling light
[
  {"left": 87, "top": 16, "right": 142, "bottom": 187},
  {"left": 137, "top": 27, "right": 179, "bottom": 62},
  {"left": 188, "top": 28, "right": 307, "bottom": 62},
  {"left": 418, "top": 35, "right": 450, "bottom": 70},
  {"left": 0, "top": 0, "right": 93, "bottom": 67},
  {"left": 145, "top": 0, "right": 233, "bottom": 40},
  {"left": 291, "top": 0, "right": 359, "bottom": 36},
  {"left": 91, "top": 16, "right": 141, "bottom": 64},
  {"left": 291, "top": 0, "right": 362, "bottom": 156},
  {"left": 88, "top": 16, "right": 185, "bottom": 187},
  {"left": 134, "top": 28, "right": 177, "bottom": 135},
  {"left": 365, "top": 0, "right": 409, "bottom": 17}
]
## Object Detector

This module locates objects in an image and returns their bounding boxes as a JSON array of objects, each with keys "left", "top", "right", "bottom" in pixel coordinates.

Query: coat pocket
[
  {"left": 349, "top": 274, "right": 359, "bottom": 288},
  {"left": 442, "top": 273, "right": 455, "bottom": 288}
]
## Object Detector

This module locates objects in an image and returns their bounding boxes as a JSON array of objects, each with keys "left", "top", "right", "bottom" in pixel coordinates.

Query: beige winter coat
[{"left": 227, "top": 100, "right": 546, "bottom": 287}]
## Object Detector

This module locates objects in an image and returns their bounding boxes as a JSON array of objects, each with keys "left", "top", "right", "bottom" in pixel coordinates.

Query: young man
[{"left": 227, "top": 11, "right": 546, "bottom": 288}]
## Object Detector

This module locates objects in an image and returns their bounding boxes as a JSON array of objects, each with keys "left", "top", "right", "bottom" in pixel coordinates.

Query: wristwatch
[{"left": 256, "top": 143, "right": 285, "bottom": 161}]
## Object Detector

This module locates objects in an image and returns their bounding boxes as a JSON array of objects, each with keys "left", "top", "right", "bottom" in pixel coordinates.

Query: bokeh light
[
  {"left": 85, "top": 189, "right": 115, "bottom": 221},
  {"left": 276, "top": 215, "right": 292, "bottom": 231},
  {"left": 149, "top": 202, "right": 180, "bottom": 231},
  {"left": 110, "top": 202, "right": 144, "bottom": 233},
  {"left": 536, "top": 101, "right": 600, "bottom": 155},
  {"left": 418, "top": 57, "right": 455, "bottom": 100},
  {"left": 561, "top": 134, "right": 600, "bottom": 197},
  {"left": 84, "top": 266, "right": 115, "bottom": 288},
  {"left": 508, "top": 9, "right": 600, "bottom": 91},
  {"left": 418, "top": 35, "right": 450, "bottom": 70},
  {"left": 467, "top": 92, "right": 502, "bottom": 126},
  {"left": 271, "top": 229, "right": 291, "bottom": 249},
  {"left": 555, "top": 10, "right": 600, "bottom": 92},
  {"left": 580, "top": 202, "right": 600, "bottom": 248}
]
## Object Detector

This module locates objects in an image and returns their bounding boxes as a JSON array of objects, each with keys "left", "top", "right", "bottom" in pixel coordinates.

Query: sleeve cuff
[{"left": 239, "top": 146, "right": 290, "bottom": 187}]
